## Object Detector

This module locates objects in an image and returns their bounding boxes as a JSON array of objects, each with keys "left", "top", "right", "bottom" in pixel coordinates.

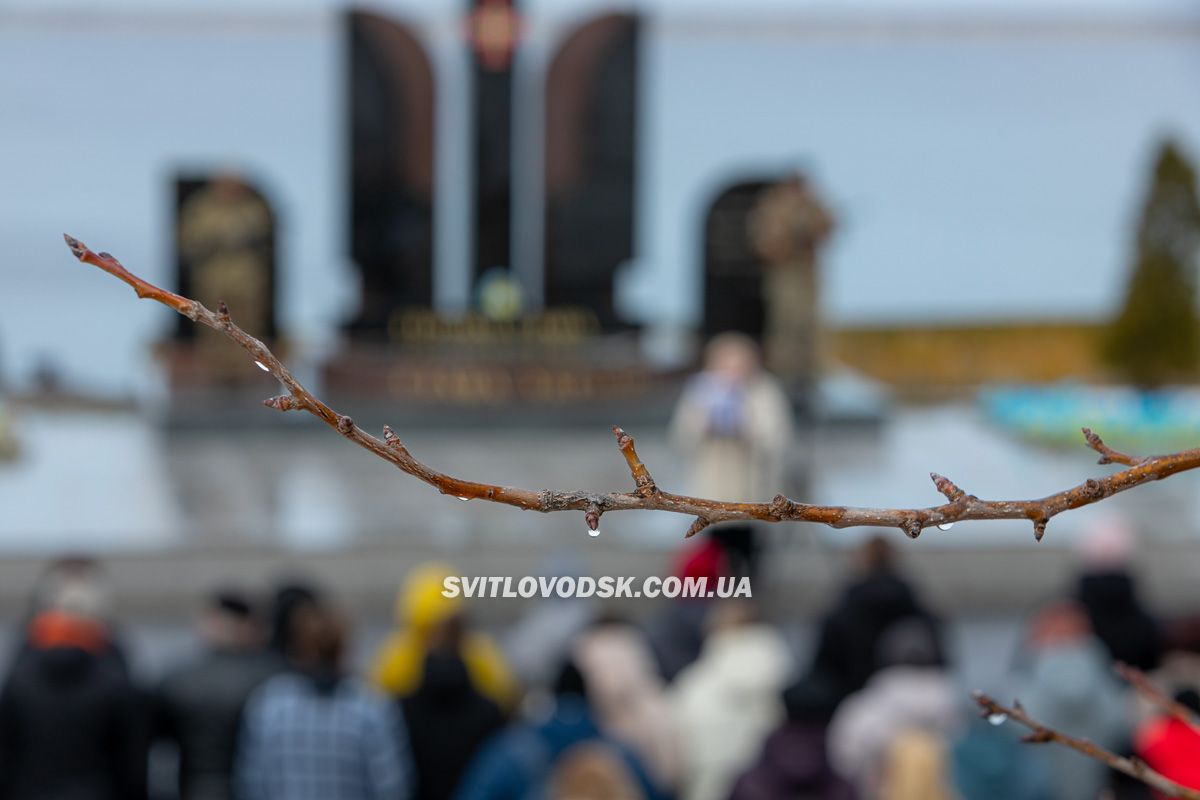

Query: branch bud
[
  {"left": 930, "top": 472, "right": 965, "bottom": 502},
  {"left": 612, "top": 425, "right": 633, "bottom": 450},
  {"left": 63, "top": 233, "right": 86, "bottom": 259},
  {"left": 770, "top": 494, "right": 795, "bottom": 519},
  {"left": 262, "top": 395, "right": 301, "bottom": 412}
]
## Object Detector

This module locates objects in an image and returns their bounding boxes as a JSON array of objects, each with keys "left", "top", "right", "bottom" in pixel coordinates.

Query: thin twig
[
  {"left": 974, "top": 692, "right": 1200, "bottom": 800},
  {"left": 1084, "top": 427, "right": 1147, "bottom": 466},
  {"left": 64, "top": 235, "right": 1200, "bottom": 539},
  {"left": 1116, "top": 662, "right": 1200, "bottom": 736}
]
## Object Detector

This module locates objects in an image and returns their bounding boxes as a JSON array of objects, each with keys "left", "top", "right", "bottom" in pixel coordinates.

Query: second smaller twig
[{"left": 973, "top": 692, "right": 1200, "bottom": 800}]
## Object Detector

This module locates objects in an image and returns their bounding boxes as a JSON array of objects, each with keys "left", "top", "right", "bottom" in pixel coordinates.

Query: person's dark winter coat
[
  {"left": 0, "top": 612, "right": 148, "bottom": 800},
  {"left": 155, "top": 647, "right": 279, "bottom": 800},
  {"left": 1078, "top": 570, "right": 1162, "bottom": 671},
  {"left": 810, "top": 569, "right": 942, "bottom": 701},
  {"left": 401, "top": 650, "right": 505, "bottom": 800},
  {"left": 730, "top": 724, "right": 855, "bottom": 800},
  {"left": 730, "top": 675, "right": 855, "bottom": 800}
]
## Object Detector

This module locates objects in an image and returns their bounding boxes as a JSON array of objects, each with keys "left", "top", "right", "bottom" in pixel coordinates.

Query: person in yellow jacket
[{"left": 370, "top": 563, "right": 517, "bottom": 710}]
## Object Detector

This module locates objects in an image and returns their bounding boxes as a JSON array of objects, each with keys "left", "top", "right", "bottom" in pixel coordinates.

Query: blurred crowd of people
[
  {"left": 1, "top": 517, "right": 1198, "bottom": 800},
  {"left": 2, "top": 337, "right": 1198, "bottom": 800}
]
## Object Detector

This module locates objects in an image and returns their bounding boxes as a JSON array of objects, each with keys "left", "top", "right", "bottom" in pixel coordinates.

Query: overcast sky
[{"left": 2, "top": 0, "right": 1199, "bottom": 392}]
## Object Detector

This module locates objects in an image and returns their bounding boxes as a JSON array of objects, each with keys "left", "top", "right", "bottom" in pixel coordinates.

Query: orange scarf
[{"left": 28, "top": 611, "right": 107, "bottom": 653}]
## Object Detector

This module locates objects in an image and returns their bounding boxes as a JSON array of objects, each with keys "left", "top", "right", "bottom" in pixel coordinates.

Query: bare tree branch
[
  {"left": 1084, "top": 427, "right": 1147, "bottom": 467},
  {"left": 973, "top": 692, "right": 1200, "bottom": 800},
  {"left": 64, "top": 235, "right": 1200, "bottom": 539},
  {"left": 1116, "top": 662, "right": 1200, "bottom": 736}
]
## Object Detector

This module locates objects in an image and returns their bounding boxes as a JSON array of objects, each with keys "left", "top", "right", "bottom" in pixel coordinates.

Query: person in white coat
[{"left": 669, "top": 601, "right": 793, "bottom": 800}]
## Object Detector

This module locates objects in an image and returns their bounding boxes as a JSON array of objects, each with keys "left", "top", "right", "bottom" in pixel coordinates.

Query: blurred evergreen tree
[{"left": 1103, "top": 140, "right": 1200, "bottom": 388}]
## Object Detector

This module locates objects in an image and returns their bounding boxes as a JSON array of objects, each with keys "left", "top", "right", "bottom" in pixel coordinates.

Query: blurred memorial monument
[
  {"left": 163, "top": 174, "right": 280, "bottom": 407},
  {"left": 151, "top": 4, "right": 832, "bottom": 427},
  {"left": 325, "top": 3, "right": 657, "bottom": 421}
]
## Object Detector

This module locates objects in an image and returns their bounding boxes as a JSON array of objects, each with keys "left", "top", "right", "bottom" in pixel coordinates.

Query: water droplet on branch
[
  {"left": 987, "top": 712, "right": 1008, "bottom": 726},
  {"left": 254, "top": 360, "right": 269, "bottom": 372},
  {"left": 588, "top": 527, "right": 600, "bottom": 538},
  {"left": 937, "top": 522, "right": 954, "bottom": 531}
]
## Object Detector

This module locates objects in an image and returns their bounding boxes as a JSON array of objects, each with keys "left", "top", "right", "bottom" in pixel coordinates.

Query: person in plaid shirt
[{"left": 234, "top": 605, "right": 412, "bottom": 800}]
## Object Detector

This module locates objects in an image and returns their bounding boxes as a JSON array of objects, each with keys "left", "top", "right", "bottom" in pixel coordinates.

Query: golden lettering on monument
[
  {"left": 385, "top": 363, "right": 633, "bottom": 405},
  {"left": 387, "top": 308, "right": 600, "bottom": 347}
]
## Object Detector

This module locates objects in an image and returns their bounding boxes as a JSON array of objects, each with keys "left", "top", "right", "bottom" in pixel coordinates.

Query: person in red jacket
[{"left": 1135, "top": 688, "right": 1200, "bottom": 794}]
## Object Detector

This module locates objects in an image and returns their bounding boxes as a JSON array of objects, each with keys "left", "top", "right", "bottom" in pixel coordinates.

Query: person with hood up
[
  {"left": 827, "top": 616, "right": 958, "bottom": 799},
  {"left": 669, "top": 600, "right": 793, "bottom": 800},
  {"left": 0, "top": 566, "right": 148, "bottom": 800},
  {"left": 371, "top": 563, "right": 516, "bottom": 709},
  {"left": 16, "top": 555, "right": 129, "bottom": 675},
  {"left": 729, "top": 671, "right": 856, "bottom": 800},
  {"left": 454, "top": 659, "right": 664, "bottom": 800},
  {"left": 1075, "top": 516, "right": 1162, "bottom": 671},
  {"left": 235, "top": 604, "right": 411, "bottom": 800},
  {"left": 1011, "top": 602, "right": 1132, "bottom": 800},
  {"left": 401, "top": 634, "right": 506, "bottom": 800},
  {"left": 810, "top": 535, "right": 943, "bottom": 704}
]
